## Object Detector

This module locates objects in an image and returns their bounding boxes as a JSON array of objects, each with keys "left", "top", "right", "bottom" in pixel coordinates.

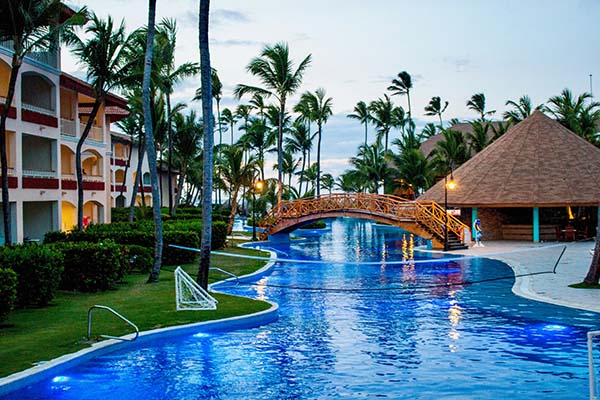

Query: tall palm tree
[
  {"left": 491, "top": 120, "right": 512, "bottom": 141},
  {"left": 430, "top": 129, "right": 470, "bottom": 175},
  {"left": 369, "top": 95, "right": 394, "bottom": 152},
  {"left": 424, "top": 96, "right": 449, "bottom": 127},
  {"left": 217, "top": 144, "right": 257, "bottom": 234},
  {"left": 298, "top": 162, "right": 318, "bottom": 195},
  {"left": 221, "top": 108, "right": 238, "bottom": 145},
  {"left": 154, "top": 19, "right": 199, "bottom": 216},
  {"left": 336, "top": 170, "right": 364, "bottom": 192},
  {"left": 234, "top": 42, "right": 312, "bottom": 207},
  {"left": 239, "top": 117, "right": 276, "bottom": 181},
  {"left": 197, "top": 0, "right": 213, "bottom": 290},
  {"left": 421, "top": 122, "right": 438, "bottom": 139},
  {"left": 65, "top": 13, "right": 131, "bottom": 231},
  {"left": 467, "top": 92, "right": 495, "bottom": 121},
  {"left": 467, "top": 121, "right": 490, "bottom": 154},
  {"left": 285, "top": 120, "right": 313, "bottom": 196},
  {"left": 297, "top": 88, "right": 333, "bottom": 196},
  {"left": 391, "top": 148, "right": 432, "bottom": 194},
  {"left": 503, "top": 95, "right": 536, "bottom": 123},
  {"left": 320, "top": 173, "right": 335, "bottom": 194},
  {"left": 172, "top": 110, "right": 202, "bottom": 210},
  {"left": 545, "top": 89, "right": 600, "bottom": 143},
  {"left": 388, "top": 71, "right": 413, "bottom": 119},
  {"left": 0, "top": 0, "right": 85, "bottom": 244},
  {"left": 249, "top": 93, "right": 267, "bottom": 121},
  {"left": 350, "top": 142, "right": 391, "bottom": 193},
  {"left": 274, "top": 150, "right": 300, "bottom": 191},
  {"left": 347, "top": 100, "right": 371, "bottom": 146},
  {"left": 139, "top": 0, "right": 163, "bottom": 283}
]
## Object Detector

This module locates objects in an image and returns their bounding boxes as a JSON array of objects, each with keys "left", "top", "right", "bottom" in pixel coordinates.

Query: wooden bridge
[{"left": 259, "top": 193, "right": 469, "bottom": 250}]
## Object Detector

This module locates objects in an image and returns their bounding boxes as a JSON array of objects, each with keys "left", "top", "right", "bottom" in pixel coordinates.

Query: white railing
[
  {"left": 22, "top": 102, "right": 56, "bottom": 117},
  {"left": 589, "top": 331, "right": 600, "bottom": 399},
  {"left": 62, "top": 173, "right": 104, "bottom": 182},
  {"left": 60, "top": 118, "right": 76, "bottom": 137},
  {"left": 0, "top": 39, "right": 58, "bottom": 68},
  {"left": 23, "top": 169, "right": 57, "bottom": 178},
  {"left": 80, "top": 123, "right": 104, "bottom": 142}
]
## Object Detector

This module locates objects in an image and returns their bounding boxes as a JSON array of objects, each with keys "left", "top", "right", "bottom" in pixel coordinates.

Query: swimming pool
[{"left": 3, "top": 218, "right": 599, "bottom": 399}]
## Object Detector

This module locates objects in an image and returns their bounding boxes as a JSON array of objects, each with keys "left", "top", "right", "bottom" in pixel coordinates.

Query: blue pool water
[{"left": 4, "top": 218, "right": 600, "bottom": 399}]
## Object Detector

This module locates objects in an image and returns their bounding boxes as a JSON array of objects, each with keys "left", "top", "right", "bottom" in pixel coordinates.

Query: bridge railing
[{"left": 260, "top": 193, "right": 467, "bottom": 242}]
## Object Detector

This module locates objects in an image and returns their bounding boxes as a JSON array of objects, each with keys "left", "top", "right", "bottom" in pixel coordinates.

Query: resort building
[
  {"left": 0, "top": 36, "right": 175, "bottom": 243},
  {"left": 419, "top": 111, "right": 600, "bottom": 242}
]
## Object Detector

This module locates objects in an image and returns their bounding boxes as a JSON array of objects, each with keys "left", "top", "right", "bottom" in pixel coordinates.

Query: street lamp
[
  {"left": 252, "top": 180, "right": 264, "bottom": 241},
  {"left": 444, "top": 170, "right": 457, "bottom": 251}
]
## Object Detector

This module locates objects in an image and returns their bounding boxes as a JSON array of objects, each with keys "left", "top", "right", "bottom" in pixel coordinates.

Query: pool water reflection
[{"left": 5, "top": 218, "right": 600, "bottom": 399}]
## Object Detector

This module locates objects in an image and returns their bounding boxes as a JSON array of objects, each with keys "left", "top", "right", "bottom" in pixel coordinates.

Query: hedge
[
  {"left": 53, "top": 240, "right": 126, "bottom": 292},
  {"left": 0, "top": 268, "right": 17, "bottom": 322},
  {"left": 0, "top": 244, "right": 63, "bottom": 307},
  {"left": 300, "top": 221, "right": 327, "bottom": 229}
]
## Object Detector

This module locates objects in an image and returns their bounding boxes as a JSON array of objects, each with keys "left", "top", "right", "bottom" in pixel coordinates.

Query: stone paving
[{"left": 450, "top": 240, "right": 600, "bottom": 313}]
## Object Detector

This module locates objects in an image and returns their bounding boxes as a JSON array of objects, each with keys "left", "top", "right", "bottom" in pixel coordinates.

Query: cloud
[
  {"left": 211, "top": 9, "right": 250, "bottom": 26},
  {"left": 443, "top": 56, "right": 471, "bottom": 73},
  {"left": 210, "top": 38, "right": 264, "bottom": 47}
]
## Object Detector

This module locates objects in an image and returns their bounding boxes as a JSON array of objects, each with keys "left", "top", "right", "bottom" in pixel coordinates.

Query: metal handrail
[
  {"left": 589, "top": 330, "right": 600, "bottom": 399},
  {"left": 210, "top": 267, "right": 240, "bottom": 284},
  {"left": 87, "top": 305, "right": 139, "bottom": 342}
]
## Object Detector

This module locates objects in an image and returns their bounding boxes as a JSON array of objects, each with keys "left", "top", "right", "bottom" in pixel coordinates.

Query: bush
[
  {"left": 0, "top": 244, "right": 63, "bottom": 307},
  {"left": 43, "top": 230, "right": 68, "bottom": 244},
  {"left": 211, "top": 221, "right": 228, "bottom": 250},
  {"left": 54, "top": 240, "right": 126, "bottom": 292},
  {"left": 123, "top": 245, "right": 153, "bottom": 273},
  {"left": 163, "top": 231, "right": 199, "bottom": 265},
  {"left": 0, "top": 268, "right": 17, "bottom": 322},
  {"left": 301, "top": 221, "right": 327, "bottom": 229}
]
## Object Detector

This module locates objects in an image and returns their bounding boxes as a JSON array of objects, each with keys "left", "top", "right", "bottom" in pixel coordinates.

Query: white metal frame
[{"left": 589, "top": 330, "right": 600, "bottom": 399}]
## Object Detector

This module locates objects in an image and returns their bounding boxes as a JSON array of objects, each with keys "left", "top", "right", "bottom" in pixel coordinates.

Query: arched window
[{"left": 21, "top": 72, "right": 56, "bottom": 113}]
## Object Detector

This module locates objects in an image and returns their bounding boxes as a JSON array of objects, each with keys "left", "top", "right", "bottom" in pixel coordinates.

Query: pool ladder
[
  {"left": 87, "top": 305, "right": 139, "bottom": 342},
  {"left": 589, "top": 330, "right": 600, "bottom": 399}
]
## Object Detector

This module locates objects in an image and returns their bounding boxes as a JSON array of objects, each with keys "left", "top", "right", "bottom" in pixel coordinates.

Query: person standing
[{"left": 474, "top": 219, "right": 484, "bottom": 247}]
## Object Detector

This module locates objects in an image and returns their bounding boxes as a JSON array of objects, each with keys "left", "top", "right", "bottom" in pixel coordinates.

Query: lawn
[{"left": 0, "top": 242, "right": 272, "bottom": 378}]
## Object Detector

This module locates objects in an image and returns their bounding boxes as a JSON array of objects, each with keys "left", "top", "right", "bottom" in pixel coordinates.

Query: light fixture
[{"left": 444, "top": 169, "right": 457, "bottom": 252}]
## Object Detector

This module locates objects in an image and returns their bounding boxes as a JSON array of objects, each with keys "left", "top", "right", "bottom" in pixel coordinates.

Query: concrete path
[{"left": 448, "top": 240, "right": 600, "bottom": 313}]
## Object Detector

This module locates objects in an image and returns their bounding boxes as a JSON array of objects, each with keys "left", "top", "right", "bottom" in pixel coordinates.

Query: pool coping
[{"left": 0, "top": 245, "right": 281, "bottom": 396}]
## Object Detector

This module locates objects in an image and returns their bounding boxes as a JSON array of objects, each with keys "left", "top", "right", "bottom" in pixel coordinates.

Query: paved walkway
[{"left": 449, "top": 240, "right": 600, "bottom": 313}]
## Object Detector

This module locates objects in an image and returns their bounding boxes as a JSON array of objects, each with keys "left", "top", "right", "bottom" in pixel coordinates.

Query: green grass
[
  {"left": 569, "top": 282, "right": 600, "bottom": 289},
  {"left": 0, "top": 244, "right": 271, "bottom": 378}
]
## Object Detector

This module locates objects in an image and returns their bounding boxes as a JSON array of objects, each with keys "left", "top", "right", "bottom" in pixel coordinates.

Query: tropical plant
[
  {"left": 297, "top": 88, "right": 333, "bottom": 196},
  {"left": 172, "top": 110, "right": 202, "bottom": 210},
  {"left": 424, "top": 96, "right": 449, "bottom": 127},
  {"left": 467, "top": 121, "right": 490, "bottom": 154},
  {"left": 391, "top": 148, "right": 432, "bottom": 194},
  {"left": 336, "top": 170, "right": 364, "bottom": 192},
  {"left": 0, "top": 1, "right": 85, "bottom": 244},
  {"left": 65, "top": 13, "right": 131, "bottom": 231},
  {"left": 545, "top": 89, "right": 600, "bottom": 144},
  {"left": 298, "top": 163, "right": 318, "bottom": 194},
  {"left": 234, "top": 42, "right": 312, "bottom": 206},
  {"left": 503, "top": 95, "right": 536, "bottom": 123},
  {"left": 347, "top": 100, "right": 371, "bottom": 146},
  {"left": 369, "top": 95, "right": 394, "bottom": 152},
  {"left": 274, "top": 150, "right": 300, "bottom": 190},
  {"left": 221, "top": 108, "right": 238, "bottom": 145},
  {"left": 197, "top": 0, "right": 213, "bottom": 289},
  {"left": 421, "top": 122, "right": 438, "bottom": 139},
  {"left": 320, "top": 173, "right": 335, "bottom": 194},
  {"left": 467, "top": 92, "right": 495, "bottom": 121},
  {"left": 350, "top": 142, "right": 391, "bottom": 193},
  {"left": 430, "top": 129, "right": 470, "bottom": 175},
  {"left": 240, "top": 117, "right": 276, "bottom": 181},
  {"left": 491, "top": 120, "right": 512, "bottom": 141},
  {"left": 388, "top": 71, "right": 413, "bottom": 119},
  {"left": 285, "top": 120, "right": 314, "bottom": 196}
]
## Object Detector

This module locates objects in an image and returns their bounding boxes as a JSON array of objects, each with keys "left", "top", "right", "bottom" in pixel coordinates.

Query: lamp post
[
  {"left": 444, "top": 170, "right": 457, "bottom": 251},
  {"left": 252, "top": 180, "right": 264, "bottom": 241}
]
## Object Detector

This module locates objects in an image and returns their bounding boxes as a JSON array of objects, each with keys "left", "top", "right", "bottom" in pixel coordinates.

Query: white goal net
[{"left": 174, "top": 266, "right": 218, "bottom": 311}]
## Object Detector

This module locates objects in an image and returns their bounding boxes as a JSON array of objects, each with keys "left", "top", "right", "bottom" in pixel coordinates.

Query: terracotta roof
[
  {"left": 420, "top": 121, "right": 500, "bottom": 158},
  {"left": 418, "top": 110, "right": 600, "bottom": 207},
  {"left": 59, "top": 73, "right": 128, "bottom": 108}
]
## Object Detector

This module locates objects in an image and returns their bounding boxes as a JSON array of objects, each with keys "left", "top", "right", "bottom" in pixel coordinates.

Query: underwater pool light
[
  {"left": 51, "top": 376, "right": 70, "bottom": 383},
  {"left": 542, "top": 324, "right": 568, "bottom": 332},
  {"left": 193, "top": 332, "right": 209, "bottom": 338}
]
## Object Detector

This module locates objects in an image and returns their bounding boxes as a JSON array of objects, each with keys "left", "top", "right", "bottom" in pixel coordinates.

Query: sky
[{"left": 63, "top": 0, "right": 600, "bottom": 178}]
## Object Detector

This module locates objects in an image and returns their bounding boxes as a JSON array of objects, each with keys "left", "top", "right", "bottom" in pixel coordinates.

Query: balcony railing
[
  {"left": 23, "top": 169, "right": 57, "bottom": 178},
  {"left": 80, "top": 123, "right": 103, "bottom": 142},
  {"left": 0, "top": 167, "right": 16, "bottom": 176},
  {"left": 22, "top": 102, "right": 56, "bottom": 117},
  {"left": 60, "top": 118, "right": 76, "bottom": 137},
  {"left": 0, "top": 39, "right": 58, "bottom": 69},
  {"left": 62, "top": 173, "right": 104, "bottom": 182},
  {"left": 0, "top": 95, "right": 14, "bottom": 107}
]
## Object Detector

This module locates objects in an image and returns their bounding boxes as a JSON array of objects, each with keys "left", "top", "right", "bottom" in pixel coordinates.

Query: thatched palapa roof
[{"left": 419, "top": 110, "right": 600, "bottom": 207}]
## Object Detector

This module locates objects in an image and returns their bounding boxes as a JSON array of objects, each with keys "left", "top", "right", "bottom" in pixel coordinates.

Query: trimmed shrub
[
  {"left": 0, "top": 268, "right": 17, "bottom": 322},
  {"left": 43, "top": 230, "right": 68, "bottom": 244},
  {"left": 54, "top": 240, "right": 126, "bottom": 292},
  {"left": 124, "top": 245, "right": 153, "bottom": 273},
  {"left": 163, "top": 231, "right": 199, "bottom": 265},
  {"left": 211, "top": 221, "right": 228, "bottom": 249},
  {"left": 0, "top": 244, "right": 63, "bottom": 307}
]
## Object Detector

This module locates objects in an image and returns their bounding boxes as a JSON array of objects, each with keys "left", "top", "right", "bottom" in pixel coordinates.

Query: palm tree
[
  {"left": 388, "top": 71, "right": 413, "bottom": 119},
  {"left": 65, "top": 13, "right": 131, "bottom": 231},
  {"left": 197, "top": 0, "right": 214, "bottom": 290},
  {"left": 491, "top": 120, "right": 512, "bottom": 141},
  {"left": 172, "top": 110, "right": 202, "bottom": 210},
  {"left": 285, "top": 120, "right": 313, "bottom": 196},
  {"left": 503, "top": 95, "right": 536, "bottom": 123},
  {"left": 240, "top": 117, "right": 276, "bottom": 181},
  {"left": 391, "top": 148, "right": 432, "bottom": 194},
  {"left": 221, "top": 108, "right": 238, "bottom": 145},
  {"left": 298, "top": 163, "right": 318, "bottom": 195},
  {"left": 336, "top": 170, "right": 363, "bottom": 192},
  {"left": 545, "top": 89, "right": 600, "bottom": 143},
  {"left": 320, "top": 173, "right": 335, "bottom": 194},
  {"left": 274, "top": 150, "right": 300, "bottom": 191},
  {"left": 369, "top": 95, "right": 394, "bottom": 152},
  {"left": 424, "top": 96, "right": 449, "bottom": 127},
  {"left": 217, "top": 144, "right": 257, "bottom": 234},
  {"left": 0, "top": 0, "right": 85, "bottom": 244},
  {"left": 297, "top": 88, "right": 333, "bottom": 196},
  {"left": 234, "top": 42, "right": 312, "bottom": 207},
  {"left": 139, "top": 0, "right": 163, "bottom": 283},
  {"left": 430, "top": 129, "right": 470, "bottom": 175},
  {"left": 421, "top": 122, "right": 438, "bottom": 139},
  {"left": 350, "top": 143, "right": 391, "bottom": 193},
  {"left": 467, "top": 92, "right": 495, "bottom": 121},
  {"left": 154, "top": 19, "right": 199, "bottom": 215},
  {"left": 467, "top": 121, "right": 490, "bottom": 154},
  {"left": 347, "top": 100, "right": 371, "bottom": 146},
  {"left": 249, "top": 93, "right": 267, "bottom": 120}
]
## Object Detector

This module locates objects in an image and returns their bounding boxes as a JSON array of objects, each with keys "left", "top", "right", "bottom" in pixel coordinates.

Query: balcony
[
  {"left": 80, "top": 123, "right": 103, "bottom": 142},
  {"left": 0, "top": 95, "right": 16, "bottom": 119},
  {"left": 0, "top": 39, "right": 58, "bottom": 69},
  {"left": 22, "top": 169, "right": 59, "bottom": 189},
  {"left": 60, "top": 118, "right": 76, "bottom": 137},
  {"left": 22, "top": 102, "right": 56, "bottom": 117}
]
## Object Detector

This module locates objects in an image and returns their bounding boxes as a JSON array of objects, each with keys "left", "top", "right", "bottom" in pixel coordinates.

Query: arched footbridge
[{"left": 259, "top": 193, "right": 469, "bottom": 250}]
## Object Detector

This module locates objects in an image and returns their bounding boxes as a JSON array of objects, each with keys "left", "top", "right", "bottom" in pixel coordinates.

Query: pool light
[{"left": 52, "top": 376, "right": 70, "bottom": 383}]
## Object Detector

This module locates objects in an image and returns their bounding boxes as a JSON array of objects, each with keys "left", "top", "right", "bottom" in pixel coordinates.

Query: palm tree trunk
[
  {"left": 0, "top": 55, "right": 21, "bottom": 244},
  {"left": 174, "top": 165, "right": 187, "bottom": 210},
  {"left": 298, "top": 151, "right": 305, "bottom": 196},
  {"left": 198, "top": 0, "right": 214, "bottom": 290},
  {"left": 277, "top": 99, "right": 285, "bottom": 208},
  {"left": 128, "top": 136, "right": 145, "bottom": 222},
  {"left": 226, "top": 186, "right": 240, "bottom": 234},
  {"left": 364, "top": 120, "right": 368, "bottom": 147},
  {"left": 584, "top": 208, "right": 600, "bottom": 284},
  {"left": 316, "top": 122, "right": 322, "bottom": 196},
  {"left": 407, "top": 91, "right": 412, "bottom": 121},
  {"left": 76, "top": 98, "right": 102, "bottom": 231},
  {"left": 167, "top": 93, "right": 174, "bottom": 216},
  {"left": 230, "top": 121, "right": 234, "bottom": 145},
  {"left": 142, "top": 0, "right": 163, "bottom": 283}
]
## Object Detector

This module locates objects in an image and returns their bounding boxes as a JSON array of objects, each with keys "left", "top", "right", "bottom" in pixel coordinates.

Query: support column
[
  {"left": 533, "top": 207, "right": 540, "bottom": 243},
  {"left": 472, "top": 207, "right": 478, "bottom": 240}
]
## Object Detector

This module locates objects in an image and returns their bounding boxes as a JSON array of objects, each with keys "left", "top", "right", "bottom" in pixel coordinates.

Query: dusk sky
[{"left": 64, "top": 0, "right": 600, "bottom": 177}]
